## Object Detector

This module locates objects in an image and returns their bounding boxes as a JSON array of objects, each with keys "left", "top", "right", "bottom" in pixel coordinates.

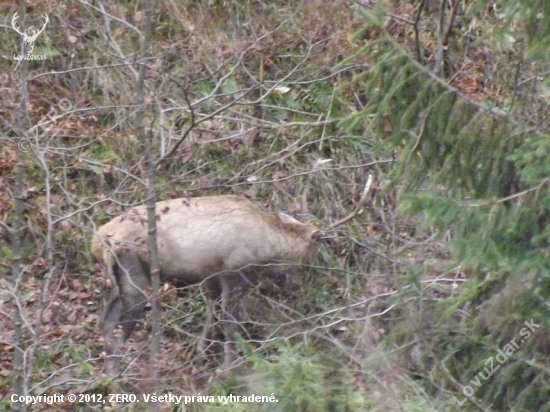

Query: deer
[
  {"left": 91, "top": 177, "right": 373, "bottom": 369},
  {"left": 91, "top": 195, "right": 322, "bottom": 367}
]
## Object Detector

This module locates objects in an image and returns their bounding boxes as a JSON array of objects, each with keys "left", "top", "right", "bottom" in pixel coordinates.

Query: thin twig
[
  {"left": 325, "top": 174, "right": 374, "bottom": 231},
  {"left": 414, "top": 0, "right": 424, "bottom": 62},
  {"left": 443, "top": 0, "right": 458, "bottom": 46},
  {"left": 466, "top": 178, "right": 549, "bottom": 207},
  {"left": 435, "top": 0, "right": 447, "bottom": 76}
]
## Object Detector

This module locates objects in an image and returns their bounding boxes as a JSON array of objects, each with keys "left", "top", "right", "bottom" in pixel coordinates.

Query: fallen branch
[{"left": 324, "top": 174, "right": 373, "bottom": 231}]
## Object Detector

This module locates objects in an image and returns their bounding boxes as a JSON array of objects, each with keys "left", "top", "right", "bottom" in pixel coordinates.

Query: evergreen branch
[{"left": 466, "top": 179, "right": 549, "bottom": 207}]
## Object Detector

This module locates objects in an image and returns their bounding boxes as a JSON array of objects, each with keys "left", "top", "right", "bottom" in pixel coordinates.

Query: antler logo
[{"left": 12, "top": 11, "right": 49, "bottom": 58}]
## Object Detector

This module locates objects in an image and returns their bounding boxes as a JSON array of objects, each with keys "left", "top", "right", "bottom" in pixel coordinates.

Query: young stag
[{"left": 91, "top": 195, "right": 321, "bottom": 366}]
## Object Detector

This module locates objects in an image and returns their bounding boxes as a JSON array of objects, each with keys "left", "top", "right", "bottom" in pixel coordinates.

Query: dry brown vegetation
[{"left": 1, "top": 0, "right": 549, "bottom": 410}]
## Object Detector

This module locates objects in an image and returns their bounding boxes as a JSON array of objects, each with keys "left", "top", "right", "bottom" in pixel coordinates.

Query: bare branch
[
  {"left": 0, "top": 219, "right": 12, "bottom": 234},
  {"left": 435, "top": 0, "right": 447, "bottom": 76},
  {"left": 97, "top": 2, "right": 139, "bottom": 80},
  {"left": 325, "top": 174, "right": 374, "bottom": 231},
  {"left": 414, "top": 0, "right": 424, "bottom": 62}
]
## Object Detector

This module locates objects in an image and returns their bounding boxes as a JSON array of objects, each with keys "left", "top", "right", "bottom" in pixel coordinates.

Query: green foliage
[
  {"left": 340, "top": 2, "right": 550, "bottom": 410},
  {"left": 222, "top": 343, "right": 369, "bottom": 412},
  {"left": 472, "top": 1, "right": 550, "bottom": 58},
  {"left": 0, "top": 246, "right": 12, "bottom": 276},
  {"left": 32, "top": 46, "right": 60, "bottom": 58},
  {"left": 4, "top": 0, "right": 549, "bottom": 409},
  {"left": 509, "top": 134, "right": 550, "bottom": 185},
  {"left": 85, "top": 143, "right": 118, "bottom": 164}
]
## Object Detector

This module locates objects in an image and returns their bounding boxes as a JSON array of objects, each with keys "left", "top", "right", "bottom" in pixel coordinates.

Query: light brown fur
[{"left": 92, "top": 195, "right": 320, "bottom": 366}]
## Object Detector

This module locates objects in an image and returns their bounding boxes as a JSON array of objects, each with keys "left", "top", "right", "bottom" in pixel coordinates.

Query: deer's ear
[{"left": 277, "top": 213, "right": 299, "bottom": 225}]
